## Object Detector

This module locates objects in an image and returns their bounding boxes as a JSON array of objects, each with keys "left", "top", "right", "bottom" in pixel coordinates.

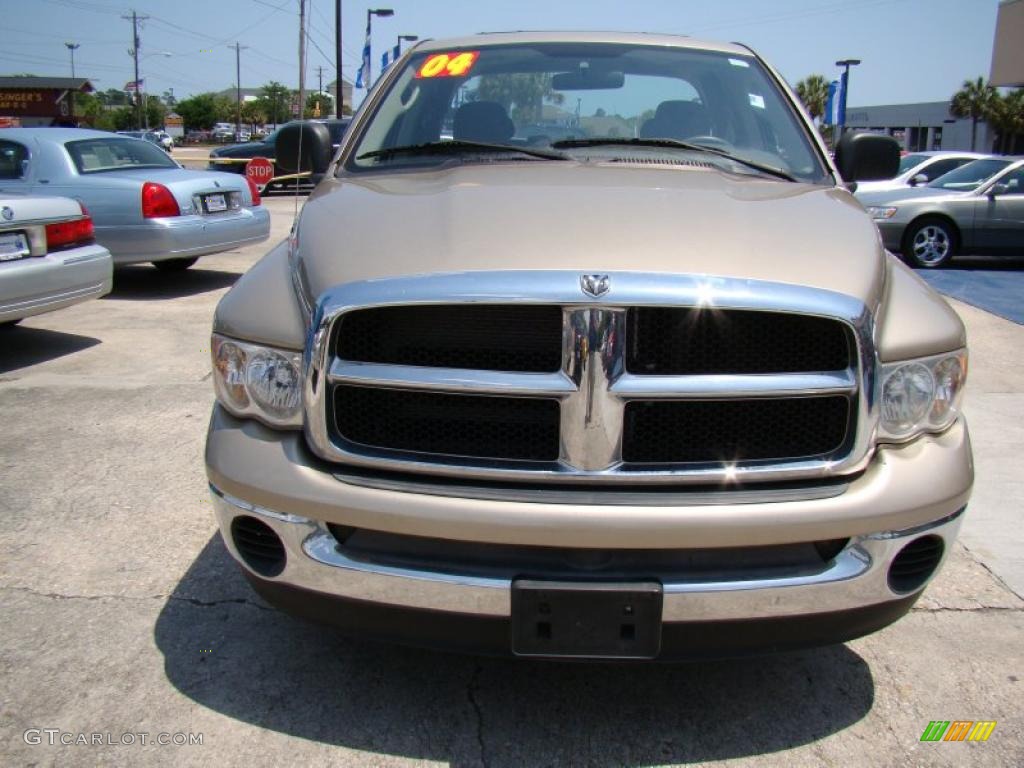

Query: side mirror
[
  {"left": 988, "top": 183, "right": 1009, "bottom": 198},
  {"left": 275, "top": 122, "right": 333, "bottom": 176},
  {"left": 834, "top": 131, "right": 901, "bottom": 182},
  {"left": 909, "top": 173, "right": 929, "bottom": 187}
]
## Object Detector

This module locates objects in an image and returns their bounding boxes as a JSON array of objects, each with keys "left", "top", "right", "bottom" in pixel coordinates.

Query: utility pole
[
  {"left": 229, "top": 43, "right": 248, "bottom": 139},
  {"left": 297, "top": 0, "right": 306, "bottom": 120},
  {"left": 122, "top": 10, "right": 149, "bottom": 130},
  {"left": 334, "top": 0, "right": 343, "bottom": 116},
  {"left": 65, "top": 42, "right": 80, "bottom": 124}
]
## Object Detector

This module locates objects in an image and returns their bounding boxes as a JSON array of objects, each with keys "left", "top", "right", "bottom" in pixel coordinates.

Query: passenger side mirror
[
  {"left": 834, "top": 131, "right": 901, "bottom": 183},
  {"left": 909, "top": 173, "right": 928, "bottom": 187},
  {"left": 275, "top": 122, "right": 333, "bottom": 176}
]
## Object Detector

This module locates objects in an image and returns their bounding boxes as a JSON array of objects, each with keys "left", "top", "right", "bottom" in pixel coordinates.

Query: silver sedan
[
  {"left": 0, "top": 128, "right": 270, "bottom": 271},
  {"left": 860, "top": 157, "right": 1024, "bottom": 267}
]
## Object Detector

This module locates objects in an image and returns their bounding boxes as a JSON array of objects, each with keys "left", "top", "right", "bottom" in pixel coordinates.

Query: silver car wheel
[{"left": 911, "top": 224, "right": 951, "bottom": 267}]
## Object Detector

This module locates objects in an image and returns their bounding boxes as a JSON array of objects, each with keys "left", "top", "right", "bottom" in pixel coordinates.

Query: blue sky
[{"left": 1, "top": 0, "right": 1001, "bottom": 109}]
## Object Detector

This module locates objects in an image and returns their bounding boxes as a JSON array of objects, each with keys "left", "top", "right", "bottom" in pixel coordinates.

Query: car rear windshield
[
  {"left": 927, "top": 158, "right": 1010, "bottom": 191},
  {"left": 346, "top": 42, "right": 827, "bottom": 182},
  {"left": 66, "top": 137, "right": 177, "bottom": 174}
]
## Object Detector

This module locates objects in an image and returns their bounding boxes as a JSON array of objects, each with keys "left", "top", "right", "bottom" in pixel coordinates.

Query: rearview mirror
[
  {"left": 834, "top": 131, "right": 900, "bottom": 182},
  {"left": 275, "top": 122, "right": 333, "bottom": 176},
  {"left": 551, "top": 70, "right": 625, "bottom": 91},
  {"left": 909, "top": 173, "right": 928, "bottom": 187}
]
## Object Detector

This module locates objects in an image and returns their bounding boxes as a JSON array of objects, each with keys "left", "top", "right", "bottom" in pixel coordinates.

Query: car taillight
[
  {"left": 245, "top": 177, "right": 262, "bottom": 206},
  {"left": 141, "top": 182, "right": 181, "bottom": 218},
  {"left": 45, "top": 215, "right": 95, "bottom": 252}
]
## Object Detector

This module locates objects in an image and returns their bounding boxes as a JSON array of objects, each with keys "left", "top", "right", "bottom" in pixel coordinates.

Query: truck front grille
[
  {"left": 622, "top": 396, "right": 851, "bottom": 463},
  {"left": 305, "top": 272, "right": 871, "bottom": 486},
  {"left": 333, "top": 386, "right": 560, "bottom": 461}
]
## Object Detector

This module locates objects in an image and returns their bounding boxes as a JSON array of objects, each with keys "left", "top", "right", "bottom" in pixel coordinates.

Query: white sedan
[{"left": 0, "top": 195, "right": 112, "bottom": 326}]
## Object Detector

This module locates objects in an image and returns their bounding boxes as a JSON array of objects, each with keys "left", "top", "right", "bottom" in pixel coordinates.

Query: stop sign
[{"left": 245, "top": 157, "right": 274, "bottom": 188}]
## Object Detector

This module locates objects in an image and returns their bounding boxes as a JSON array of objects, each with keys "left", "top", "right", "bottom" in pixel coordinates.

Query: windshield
[
  {"left": 927, "top": 158, "right": 1010, "bottom": 191},
  {"left": 66, "top": 137, "right": 178, "bottom": 174},
  {"left": 347, "top": 42, "right": 827, "bottom": 182},
  {"left": 898, "top": 153, "right": 929, "bottom": 174}
]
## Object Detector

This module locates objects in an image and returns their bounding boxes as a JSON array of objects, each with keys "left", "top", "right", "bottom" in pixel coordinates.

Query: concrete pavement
[{"left": 0, "top": 197, "right": 1021, "bottom": 767}]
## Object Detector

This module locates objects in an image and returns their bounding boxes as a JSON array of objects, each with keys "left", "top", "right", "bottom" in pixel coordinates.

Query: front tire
[
  {"left": 153, "top": 257, "right": 199, "bottom": 272},
  {"left": 903, "top": 217, "right": 957, "bottom": 268}
]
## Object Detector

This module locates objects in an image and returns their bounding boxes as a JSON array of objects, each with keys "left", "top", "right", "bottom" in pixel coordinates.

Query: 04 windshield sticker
[{"left": 415, "top": 51, "right": 480, "bottom": 78}]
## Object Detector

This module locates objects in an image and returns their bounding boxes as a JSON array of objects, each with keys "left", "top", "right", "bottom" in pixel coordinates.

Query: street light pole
[
  {"left": 65, "top": 42, "right": 80, "bottom": 124},
  {"left": 396, "top": 34, "right": 417, "bottom": 60},
  {"left": 334, "top": 0, "right": 342, "bottom": 117},
  {"left": 229, "top": 43, "right": 248, "bottom": 140},
  {"left": 366, "top": 8, "right": 394, "bottom": 86},
  {"left": 834, "top": 58, "right": 861, "bottom": 140}
]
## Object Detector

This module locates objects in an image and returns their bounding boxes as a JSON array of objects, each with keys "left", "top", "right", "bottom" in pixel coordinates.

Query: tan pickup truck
[{"left": 205, "top": 32, "right": 972, "bottom": 660}]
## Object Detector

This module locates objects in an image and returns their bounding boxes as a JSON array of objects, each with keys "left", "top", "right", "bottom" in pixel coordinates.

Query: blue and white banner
[
  {"left": 381, "top": 50, "right": 390, "bottom": 73},
  {"left": 355, "top": 19, "right": 371, "bottom": 88},
  {"left": 824, "top": 79, "right": 842, "bottom": 125}
]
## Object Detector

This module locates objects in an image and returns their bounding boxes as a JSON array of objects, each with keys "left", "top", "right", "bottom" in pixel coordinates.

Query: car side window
[
  {"left": 996, "top": 167, "right": 1024, "bottom": 195},
  {"left": 923, "top": 158, "right": 967, "bottom": 180},
  {"left": 0, "top": 139, "right": 29, "bottom": 179}
]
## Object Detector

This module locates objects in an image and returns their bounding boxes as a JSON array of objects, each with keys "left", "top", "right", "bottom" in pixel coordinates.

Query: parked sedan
[
  {"left": 1, "top": 194, "right": 112, "bottom": 326},
  {"left": 853, "top": 150, "right": 987, "bottom": 196},
  {"left": 0, "top": 129, "right": 269, "bottom": 271},
  {"left": 208, "top": 119, "right": 350, "bottom": 190},
  {"left": 861, "top": 157, "right": 1024, "bottom": 267}
]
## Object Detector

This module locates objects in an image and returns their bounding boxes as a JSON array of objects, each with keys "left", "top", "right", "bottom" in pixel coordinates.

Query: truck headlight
[
  {"left": 212, "top": 334, "right": 303, "bottom": 428},
  {"left": 867, "top": 206, "right": 898, "bottom": 220},
  {"left": 878, "top": 350, "right": 967, "bottom": 441}
]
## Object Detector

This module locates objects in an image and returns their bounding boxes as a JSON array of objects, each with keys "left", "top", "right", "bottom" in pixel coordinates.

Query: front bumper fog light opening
[
  {"left": 231, "top": 515, "right": 286, "bottom": 578},
  {"left": 887, "top": 535, "right": 944, "bottom": 594}
]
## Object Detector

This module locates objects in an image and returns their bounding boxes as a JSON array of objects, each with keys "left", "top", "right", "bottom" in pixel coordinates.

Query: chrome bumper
[
  {"left": 212, "top": 484, "right": 964, "bottom": 622},
  {"left": 0, "top": 244, "right": 112, "bottom": 322}
]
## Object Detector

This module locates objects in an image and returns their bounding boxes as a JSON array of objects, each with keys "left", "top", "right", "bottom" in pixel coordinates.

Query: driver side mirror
[
  {"left": 834, "top": 131, "right": 901, "bottom": 183},
  {"left": 909, "top": 173, "right": 928, "bottom": 187},
  {"left": 275, "top": 122, "right": 333, "bottom": 176},
  {"left": 988, "top": 183, "right": 1009, "bottom": 198}
]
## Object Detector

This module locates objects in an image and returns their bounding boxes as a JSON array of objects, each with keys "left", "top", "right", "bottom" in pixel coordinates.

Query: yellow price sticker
[{"left": 415, "top": 51, "right": 480, "bottom": 79}]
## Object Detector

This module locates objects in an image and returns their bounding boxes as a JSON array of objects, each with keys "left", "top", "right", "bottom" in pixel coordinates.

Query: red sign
[{"left": 246, "top": 157, "right": 274, "bottom": 187}]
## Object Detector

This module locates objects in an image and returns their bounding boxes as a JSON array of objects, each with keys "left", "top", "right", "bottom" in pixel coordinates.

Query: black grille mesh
[
  {"left": 623, "top": 396, "right": 851, "bottom": 463},
  {"left": 334, "top": 386, "right": 560, "bottom": 461},
  {"left": 336, "top": 305, "right": 563, "bottom": 372},
  {"left": 627, "top": 308, "right": 851, "bottom": 374}
]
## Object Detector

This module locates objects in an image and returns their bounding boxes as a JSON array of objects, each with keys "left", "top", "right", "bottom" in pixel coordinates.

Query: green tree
[
  {"left": 96, "top": 88, "right": 130, "bottom": 107},
  {"left": 475, "top": 74, "right": 564, "bottom": 124},
  {"left": 304, "top": 92, "right": 333, "bottom": 119},
  {"left": 144, "top": 94, "right": 166, "bottom": 130},
  {"left": 73, "top": 92, "right": 116, "bottom": 131},
  {"left": 986, "top": 88, "right": 1024, "bottom": 154},
  {"left": 240, "top": 100, "right": 265, "bottom": 131},
  {"left": 111, "top": 106, "right": 136, "bottom": 131},
  {"left": 175, "top": 92, "right": 233, "bottom": 131},
  {"left": 794, "top": 75, "right": 830, "bottom": 121},
  {"left": 258, "top": 81, "right": 292, "bottom": 125},
  {"left": 950, "top": 77, "right": 996, "bottom": 151}
]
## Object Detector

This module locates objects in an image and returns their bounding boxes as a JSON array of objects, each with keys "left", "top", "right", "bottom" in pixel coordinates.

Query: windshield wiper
[
  {"left": 550, "top": 137, "right": 798, "bottom": 182},
  {"left": 358, "top": 140, "right": 569, "bottom": 162}
]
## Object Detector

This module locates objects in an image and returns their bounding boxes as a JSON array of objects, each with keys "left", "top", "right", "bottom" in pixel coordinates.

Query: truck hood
[{"left": 296, "top": 163, "right": 887, "bottom": 306}]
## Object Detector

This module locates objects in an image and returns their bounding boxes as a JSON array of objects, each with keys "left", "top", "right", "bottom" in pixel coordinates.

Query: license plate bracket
[
  {"left": 511, "top": 579, "right": 663, "bottom": 659},
  {"left": 203, "top": 193, "right": 227, "bottom": 213},
  {"left": 0, "top": 231, "right": 30, "bottom": 261}
]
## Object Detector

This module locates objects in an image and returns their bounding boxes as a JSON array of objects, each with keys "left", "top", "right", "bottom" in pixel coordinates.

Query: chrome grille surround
[{"left": 303, "top": 271, "right": 879, "bottom": 486}]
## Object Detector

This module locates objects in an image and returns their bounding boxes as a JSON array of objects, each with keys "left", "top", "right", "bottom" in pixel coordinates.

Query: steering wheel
[{"left": 685, "top": 135, "right": 733, "bottom": 151}]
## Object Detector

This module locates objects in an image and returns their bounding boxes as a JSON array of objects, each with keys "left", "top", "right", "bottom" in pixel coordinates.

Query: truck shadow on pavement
[
  {"left": 105, "top": 265, "right": 240, "bottom": 300},
  {"left": 155, "top": 536, "right": 875, "bottom": 766},
  {"left": 0, "top": 326, "right": 100, "bottom": 374}
]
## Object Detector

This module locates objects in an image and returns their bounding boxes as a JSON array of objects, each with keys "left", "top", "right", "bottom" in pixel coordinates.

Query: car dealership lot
[{"left": 1, "top": 196, "right": 1022, "bottom": 767}]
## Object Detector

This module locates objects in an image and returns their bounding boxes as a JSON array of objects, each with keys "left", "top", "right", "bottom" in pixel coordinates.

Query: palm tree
[
  {"left": 986, "top": 89, "right": 1024, "bottom": 154},
  {"left": 950, "top": 77, "right": 996, "bottom": 151},
  {"left": 794, "top": 75, "right": 830, "bottom": 121}
]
